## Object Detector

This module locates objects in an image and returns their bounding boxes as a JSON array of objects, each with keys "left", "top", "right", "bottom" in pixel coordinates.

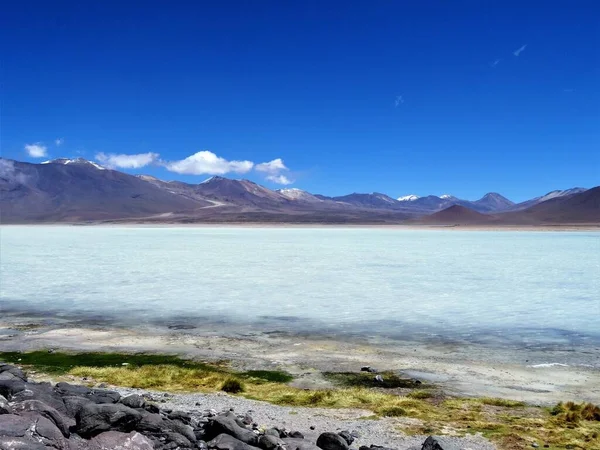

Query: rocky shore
[{"left": 0, "top": 363, "right": 495, "bottom": 450}]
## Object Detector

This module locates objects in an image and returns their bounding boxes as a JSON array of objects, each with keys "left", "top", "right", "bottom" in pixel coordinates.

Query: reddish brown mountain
[{"left": 417, "top": 205, "right": 496, "bottom": 225}]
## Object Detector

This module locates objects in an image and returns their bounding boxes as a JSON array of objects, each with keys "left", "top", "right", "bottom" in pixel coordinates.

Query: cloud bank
[
  {"left": 166, "top": 151, "right": 254, "bottom": 175},
  {"left": 96, "top": 152, "right": 160, "bottom": 169},
  {"left": 91, "top": 150, "right": 294, "bottom": 184},
  {"left": 25, "top": 143, "right": 48, "bottom": 158}
]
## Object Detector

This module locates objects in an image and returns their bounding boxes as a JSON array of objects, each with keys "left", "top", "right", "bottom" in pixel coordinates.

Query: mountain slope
[
  {"left": 331, "top": 192, "right": 403, "bottom": 210},
  {"left": 473, "top": 193, "right": 514, "bottom": 211},
  {"left": 508, "top": 188, "right": 587, "bottom": 211},
  {"left": 416, "top": 205, "right": 496, "bottom": 225},
  {"left": 501, "top": 187, "right": 600, "bottom": 223},
  {"left": 0, "top": 158, "right": 206, "bottom": 222}
]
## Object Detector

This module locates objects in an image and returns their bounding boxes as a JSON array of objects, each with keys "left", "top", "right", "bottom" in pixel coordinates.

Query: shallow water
[{"left": 1, "top": 226, "right": 599, "bottom": 346}]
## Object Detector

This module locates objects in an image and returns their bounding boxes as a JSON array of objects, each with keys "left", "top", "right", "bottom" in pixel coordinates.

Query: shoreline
[
  {"left": 2, "top": 222, "right": 600, "bottom": 231},
  {"left": 2, "top": 318, "right": 599, "bottom": 406}
]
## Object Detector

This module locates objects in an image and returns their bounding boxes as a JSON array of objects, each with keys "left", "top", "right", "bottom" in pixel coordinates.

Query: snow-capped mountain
[
  {"left": 440, "top": 194, "right": 456, "bottom": 200},
  {"left": 277, "top": 188, "right": 322, "bottom": 202},
  {"left": 397, "top": 195, "right": 420, "bottom": 201},
  {"left": 42, "top": 158, "right": 106, "bottom": 170}
]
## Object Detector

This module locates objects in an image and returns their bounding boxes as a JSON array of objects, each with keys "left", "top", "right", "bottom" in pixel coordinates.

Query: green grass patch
[
  {"left": 481, "top": 397, "right": 526, "bottom": 408},
  {"left": 221, "top": 377, "right": 244, "bottom": 393},
  {"left": 323, "top": 371, "right": 423, "bottom": 389},
  {"left": 240, "top": 370, "right": 293, "bottom": 383},
  {"left": 407, "top": 390, "right": 434, "bottom": 399},
  {"left": 378, "top": 406, "right": 407, "bottom": 417}
]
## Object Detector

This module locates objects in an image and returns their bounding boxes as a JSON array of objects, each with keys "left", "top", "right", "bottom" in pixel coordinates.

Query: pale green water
[{"left": 1, "top": 226, "right": 599, "bottom": 345}]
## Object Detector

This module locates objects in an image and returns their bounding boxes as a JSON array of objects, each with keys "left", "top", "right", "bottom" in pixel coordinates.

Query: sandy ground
[{"left": 1, "top": 320, "right": 599, "bottom": 406}]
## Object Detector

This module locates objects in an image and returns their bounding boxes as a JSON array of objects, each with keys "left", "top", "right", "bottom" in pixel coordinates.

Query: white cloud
[
  {"left": 267, "top": 174, "right": 293, "bottom": 185},
  {"left": 255, "top": 158, "right": 288, "bottom": 174},
  {"left": 394, "top": 95, "right": 404, "bottom": 107},
  {"left": 513, "top": 44, "right": 527, "bottom": 56},
  {"left": 96, "top": 152, "right": 159, "bottom": 169},
  {"left": 24, "top": 143, "right": 48, "bottom": 158},
  {"left": 55, "top": 138, "right": 64, "bottom": 146},
  {"left": 0, "top": 159, "right": 29, "bottom": 184},
  {"left": 166, "top": 151, "right": 254, "bottom": 175},
  {"left": 490, "top": 59, "right": 501, "bottom": 68}
]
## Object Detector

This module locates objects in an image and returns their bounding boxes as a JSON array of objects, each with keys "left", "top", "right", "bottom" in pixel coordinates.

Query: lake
[{"left": 1, "top": 226, "right": 599, "bottom": 346}]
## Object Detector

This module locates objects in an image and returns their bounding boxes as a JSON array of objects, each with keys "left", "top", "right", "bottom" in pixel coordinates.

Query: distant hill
[
  {"left": 472, "top": 192, "right": 514, "bottom": 211},
  {"left": 416, "top": 205, "right": 496, "bottom": 225},
  {"left": 507, "top": 188, "right": 587, "bottom": 211},
  {"left": 501, "top": 187, "right": 600, "bottom": 224},
  {"left": 0, "top": 158, "right": 205, "bottom": 222}
]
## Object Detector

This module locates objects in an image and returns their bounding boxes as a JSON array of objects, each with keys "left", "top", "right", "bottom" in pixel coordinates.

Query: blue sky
[{"left": 1, "top": 1, "right": 598, "bottom": 201}]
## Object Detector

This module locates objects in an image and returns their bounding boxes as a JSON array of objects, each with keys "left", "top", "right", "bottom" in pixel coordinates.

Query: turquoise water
[{"left": 1, "top": 226, "right": 599, "bottom": 344}]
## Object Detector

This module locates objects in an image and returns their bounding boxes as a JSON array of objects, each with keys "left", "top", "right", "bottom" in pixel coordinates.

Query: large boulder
[
  {"left": 11, "top": 399, "right": 74, "bottom": 437},
  {"left": 316, "top": 433, "right": 349, "bottom": 450},
  {"left": 11, "top": 382, "right": 67, "bottom": 414},
  {"left": 54, "top": 382, "right": 120, "bottom": 404},
  {"left": 421, "top": 436, "right": 460, "bottom": 450},
  {"left": 0, "top": 379, "right": 26, "bottom": 399},
  {"left": 63, "top": 395, "right": 94, "bottom": 418},
  {"left": 258, "top": 434, "right": 286, "bottom": 450},
  {"left": 204, "top": 415, "right": 259, "bottom": 446},
  {"left": 88, "top": 431, "right": 155, "bottom": 450},
  {"left": 284, "top": 438, "right": 321, "bottom": 450},
  {"left": 134, "top": 409, "right": 196, "bottom": 447},
  {"left": 0, "top": 413, "right": 69, "bottom": 449},
  {"left": 208, "top": 433, "right": 262, "bottom": 450},
  {"left": 337, "top": 431, "right": 354, "bottom": 446},
  {"left": 0, "top": 364, "right": 27, "bottom": 382},
  {"left": 75, "top": 403, "right": 143, "bottom": 438},
  {"left": 119, "top": 394, "right": 146, "bottom": 409},
  {"left": 0, "top": 436, "right": 47, "bottom": 450}
]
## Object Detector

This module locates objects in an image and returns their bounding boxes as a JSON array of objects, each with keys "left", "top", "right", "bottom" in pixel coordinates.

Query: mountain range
[{"left": 0, "top": 157, "right": 598, "bottom": 225}]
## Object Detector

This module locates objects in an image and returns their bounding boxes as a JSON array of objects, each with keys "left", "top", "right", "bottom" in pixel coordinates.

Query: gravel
[{"left": 114, "top": 387, "right": 497, "bottom": 450}]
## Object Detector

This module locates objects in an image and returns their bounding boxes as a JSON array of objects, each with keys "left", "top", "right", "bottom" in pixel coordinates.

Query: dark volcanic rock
[
  {"left": 120, "top": 393, "right": 146, "bottom": 409},
  {"left": 0, "top": 435, "right": 48, "bottom": 449},
  {"left": 88, "top": 430, "right": 155, "bottom": 450},
  {"left": 11, "top": 399, "right": 74, "bottom": 437},
  {"left": 316, "top": 432, "right": 349, "bottom": 450},
  {"left": 203, "top": 415, "right": 259, "bottom": 445},
  {"left": 258, "top": 434, "right": 286, "bottom": 450},
  {"left": 0, "top": 364, "right": 27, "bottom": 382},
  {"left": 338, "top": 431, "right": 354, "bottom": 446},
  {"left": 167, "top": 409, "right": 192, "bottom": 425},
  {"left": 0, "top": 379, "right": 26, "bottom": 398},
  {"left": 55, "top": 382, "right": 121, "bottom": 404},
  {"left": 11, "top": 382, "right": 67, "bottom": 414},
  {"left": 63, "top": 395, "right": 94, "bottom": 418},
  {"left": 284, "top": 438, "right": 321, "bottom": 450},
  {"left": 421, "top": 436, "right": 460, "bottom": 450},
  {"left": 208, "top": 433, "right": 262, "bottom": 450},
  {"left": 75, "top": 403, "right": 143, "bottom": 438},
  {"left": 0, "top": 394, "right": 12, "bottom": 415},
  {"left": 0, "top": 413, "right": 69, "bottom": 449},
  {"left": 289, "top": 431, "right": 304, "bottom": 439},
  {"left": 134, "top": 409, "right": 196, "bottom": 446}
]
